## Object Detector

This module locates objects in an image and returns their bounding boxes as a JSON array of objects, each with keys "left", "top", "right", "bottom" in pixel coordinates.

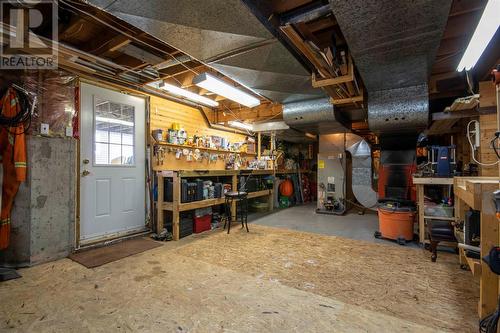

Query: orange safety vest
[{"left": 0, "top": 87, "right": 27, "bottom": 250}]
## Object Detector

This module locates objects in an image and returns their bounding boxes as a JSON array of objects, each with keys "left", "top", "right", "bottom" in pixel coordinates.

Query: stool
[
  {"left": 224, "top": 191, "right": 249, "bottom": 234},
  {"left": 427, "top": 219, "right": 457, "bottom": 262}
]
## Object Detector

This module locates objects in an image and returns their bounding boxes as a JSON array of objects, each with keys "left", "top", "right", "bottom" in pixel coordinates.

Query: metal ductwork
[
  {"left": 346, "top": 139, "right": 378, "bottom": 209},
  {"left": 85, "top": 0, "right": 325, "bottom": 104},
  {"left": 283, "top": 98, "right": 346, "bottom": 134},
  {"left": 329, "top": 0, "right": 452, "bottom": 137}
]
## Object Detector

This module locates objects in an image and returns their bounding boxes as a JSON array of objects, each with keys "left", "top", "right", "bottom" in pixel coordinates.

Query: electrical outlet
[
  {"left": 65, "top": 126, "right": 73, "bottom": 137},
  {"left": 40, "top": 123, "right": 49, "bottom": 135}
]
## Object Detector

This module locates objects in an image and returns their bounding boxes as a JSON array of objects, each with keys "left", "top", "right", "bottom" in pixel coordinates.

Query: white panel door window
[{"left": 80, "top": 83, "right": 146, "bottom": 243}]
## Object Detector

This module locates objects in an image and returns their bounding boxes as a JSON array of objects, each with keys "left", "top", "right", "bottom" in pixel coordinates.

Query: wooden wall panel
[
  {"left": 479, "top": 113, "right": 499, "bottom": 176},
  {"left": 149, "top": 96, "right": 249, "bottom": 171}
]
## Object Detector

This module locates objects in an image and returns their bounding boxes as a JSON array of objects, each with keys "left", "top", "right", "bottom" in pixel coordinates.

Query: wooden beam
[
  {"left": 312, "top": 58, "right": 354, "bottom": 88},
  {"left": 431, "top": 106, "right": 496, "bottom": 121},
  {"left": 330, "top": 95, "right": 363, "bottom": 105},
  {"left": 280, "top": 24, "right": 332, "bottom": 78}
]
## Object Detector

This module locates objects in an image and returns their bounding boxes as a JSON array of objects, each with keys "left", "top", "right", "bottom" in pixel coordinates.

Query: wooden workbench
[
  {"left": 156, "top": 169, "right": 274, "bottom": 240},
  {"left": 454, "top": 177, "right": 499, "bottom": 318},
  {"left": 413, "top": 177, "right": 455, "bottom": 244}
]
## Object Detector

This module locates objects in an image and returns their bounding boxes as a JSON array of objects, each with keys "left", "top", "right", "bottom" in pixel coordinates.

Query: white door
[{"left": 80, "top": 83, "right": 146, "bottom": 243}]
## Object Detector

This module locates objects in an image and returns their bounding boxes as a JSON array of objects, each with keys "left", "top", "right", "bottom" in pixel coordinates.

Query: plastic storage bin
[
  {"left": 424, "top": 205, "right": 454, "bottom": 218},
  {"left": 194, "top": 214, "right": 212, "bottom": 233}
]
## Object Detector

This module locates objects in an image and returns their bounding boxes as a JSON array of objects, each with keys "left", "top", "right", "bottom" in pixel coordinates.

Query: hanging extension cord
[
  {"left": 480, "top": 295, "right": 500, "bottom": 333},
  {"left": 467, "top": 120, "right": 500, "bottom": 167}
]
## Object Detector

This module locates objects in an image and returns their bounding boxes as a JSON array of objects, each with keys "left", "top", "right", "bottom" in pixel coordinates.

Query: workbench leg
[
  {"left": 157, "top": 174, "right": 164, "bottom": 234},
  {"left": 479, "top": 185, "right": 499, "bottom": 318},
  {"left": 268, "top": 190, "right": 274, "bottom": 212},
  {"left": 172, "top": 173, "right": 180, "bottom": 241},
  {"left": 417, "top": 184, "right": 425, "bottom": 244},
  {"left": 231, "top": 174, "right": 237, "bottom": 222}
]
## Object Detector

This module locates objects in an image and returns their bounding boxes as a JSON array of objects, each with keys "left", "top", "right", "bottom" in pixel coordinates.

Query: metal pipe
[{"left": 458, "top": 243, "right": 481, "bottom": 252}]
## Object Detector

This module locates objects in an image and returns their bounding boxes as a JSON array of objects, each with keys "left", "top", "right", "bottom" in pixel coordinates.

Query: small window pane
[
  {"left": 95, "top": 143, "right": 109, "bottom": 165},
  {"left": 122, "top": 145, "right": 134, "bottom": 165},
  {"left": 109, "top": 128, "right": 122, "bottom": 145},
  {"left": 109, "top": 144, "right": 122, "bottom": 164},
  {"left": 94, "top": 97, "right": 135, "bottom": 166}
]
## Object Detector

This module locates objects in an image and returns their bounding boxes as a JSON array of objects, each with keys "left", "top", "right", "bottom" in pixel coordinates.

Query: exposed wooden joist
[
  {"left": 312, "top": 57, "right": 354, "bottom": 88},
  {"left": 431, "top": 106, "right": 496, "bottom": 121},
  {"left": 280, "top": 24, "right": 332, "bottom": 78},
  {"left": 330, "top": 95, "right": 363, "bottom": 105}
]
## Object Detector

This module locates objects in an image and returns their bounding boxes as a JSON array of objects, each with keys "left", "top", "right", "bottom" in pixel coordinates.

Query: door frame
[{"left": 75, "top": 78, "right": 150, "bottom": 249}]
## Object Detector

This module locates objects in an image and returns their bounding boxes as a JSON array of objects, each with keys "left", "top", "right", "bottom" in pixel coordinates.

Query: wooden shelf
[
  {"left": 423, "top": 216, "right": 455, "bottom": 221},
  {"left": 275, "top": 169, "right": 311, "bottom": 174},
  {"left": 159, "top": 190, "right": 273, "bottom": 212},
  {"left": 460, "top": 248, "right": 482, "bottom": 277},
  {"left": 154, "top": 142, "right": 256, "bottom": 156},
  {"left": 156, "top": 171, "right": 275, "bottom": 242},
  {"left": 247, "top": 189, "right": 273, "bottom": 199},
  {"left": 412, "top": 177, "right": 454, "bottom": 185}
]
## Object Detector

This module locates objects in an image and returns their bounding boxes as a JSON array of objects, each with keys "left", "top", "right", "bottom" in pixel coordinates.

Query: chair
[
  {"left": 427, "top": 219, "right": 457, "bottom": 262},
  {"left": 223, "top": 191, "right": 249, "bottom": 234}
]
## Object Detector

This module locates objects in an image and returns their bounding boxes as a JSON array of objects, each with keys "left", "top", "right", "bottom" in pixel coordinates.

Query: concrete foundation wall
[{"left": 0, "top": 136, "right": 76, "bottom": 267}]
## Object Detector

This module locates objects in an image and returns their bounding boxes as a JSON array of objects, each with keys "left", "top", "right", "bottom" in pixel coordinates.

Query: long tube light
[
  {"left": 228, "top": 121, "right": 254, "bottom": 131},
  {"left": 193, "top": 72, "right": 260, "bottom": 108},
  {"left": 456, "top": 0, "right": 500, "bottom": 71},
  {"left": 147, "top": 81, "right": 219, "bottom": 107}
]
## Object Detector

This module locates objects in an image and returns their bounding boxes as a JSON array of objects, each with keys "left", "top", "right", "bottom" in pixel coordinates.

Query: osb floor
[{"left": 1, "top": 225, "right": 478, "bottom": 332}]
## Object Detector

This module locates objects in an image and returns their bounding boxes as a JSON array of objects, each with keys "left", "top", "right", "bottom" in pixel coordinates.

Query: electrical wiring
[
  {"left": 60, "top": 0, "right": 200, "bottom": 76},
  {"left": 480, "top": 295, "right": 500, "bottom": 333},
  {"left": 467, "top": 120, "right": 500, "bottom": 167}
]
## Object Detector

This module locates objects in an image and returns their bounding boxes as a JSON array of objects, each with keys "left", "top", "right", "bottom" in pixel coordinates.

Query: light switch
[{"left": 65, "top": 126, "right": 73, "bottom": 137}]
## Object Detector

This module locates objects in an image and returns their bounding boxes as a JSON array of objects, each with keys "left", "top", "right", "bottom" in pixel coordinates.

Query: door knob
[
  {"left": 83, "top": 159, "right": 90, "bottom": 164},
  {"left": 82, "top": 170, "right": 90, "bottom": 177}
]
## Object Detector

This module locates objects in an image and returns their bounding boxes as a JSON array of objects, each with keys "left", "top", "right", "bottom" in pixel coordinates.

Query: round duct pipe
[{"left": 283, "top": 98, "right": 345, "bottom": 134}]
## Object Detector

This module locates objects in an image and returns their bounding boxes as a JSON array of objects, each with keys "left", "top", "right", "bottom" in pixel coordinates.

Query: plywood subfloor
[{"left": 0, "top": 225, "right": 477, "bottom": 332}]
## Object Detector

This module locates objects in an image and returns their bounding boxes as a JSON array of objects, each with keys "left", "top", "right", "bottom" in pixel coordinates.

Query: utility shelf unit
[
  {"left": 156, "top": 169, "right": 274, "bottom": 240},
  {"left": 413, "top": 177, "right": 455, "bottom": 245},
  {"left": 454, "top": 177, "right": 499, "bottom": 318}
]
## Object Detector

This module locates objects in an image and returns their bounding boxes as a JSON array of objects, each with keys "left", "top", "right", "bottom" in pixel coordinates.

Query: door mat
[{"left": 69, "top": 238, "right": 163, "bottom": 268}]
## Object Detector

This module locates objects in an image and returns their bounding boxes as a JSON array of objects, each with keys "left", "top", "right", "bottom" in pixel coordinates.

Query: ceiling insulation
[{"left": 85, "top": 0, "right": 325, "bottom": 104}]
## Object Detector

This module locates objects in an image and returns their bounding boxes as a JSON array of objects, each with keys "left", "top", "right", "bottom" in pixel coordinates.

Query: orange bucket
[{"left": 377, "top": 206, "right": 415, "bottom": 242}]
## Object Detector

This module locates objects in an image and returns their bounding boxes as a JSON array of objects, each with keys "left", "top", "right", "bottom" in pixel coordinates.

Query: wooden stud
[
  {"left": 172, "top": 172, "right": 181, "bottom": 241},
  {"left": 156, "top": 172, "right": 164, "bottom": 234},
  {"left": 479, "top": 183, "right": 499, "bottom": 318},
  {"left": 330, "top": 95, "right": 363, "bottom": 105}
]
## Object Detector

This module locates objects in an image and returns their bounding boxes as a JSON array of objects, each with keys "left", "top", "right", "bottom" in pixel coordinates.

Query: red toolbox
[{"left": 194, "top": 214, "right": 212, "bottom": 233}]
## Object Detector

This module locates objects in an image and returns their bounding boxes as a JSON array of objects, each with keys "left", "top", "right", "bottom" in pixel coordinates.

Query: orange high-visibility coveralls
[{"left": 0, "top": 88, "right": 27, "bottom": 250}]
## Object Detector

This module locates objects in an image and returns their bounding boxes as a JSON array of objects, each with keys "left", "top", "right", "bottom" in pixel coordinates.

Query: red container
[{"left": 194, "top": 214, "right": 212, "bottom": 233}]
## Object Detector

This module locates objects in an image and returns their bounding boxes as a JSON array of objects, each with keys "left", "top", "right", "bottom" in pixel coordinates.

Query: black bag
[{"left": 181, "top": 180, "right": 188, "bottom": 203}]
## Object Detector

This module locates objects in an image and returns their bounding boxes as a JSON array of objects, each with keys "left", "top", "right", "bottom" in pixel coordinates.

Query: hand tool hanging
[{"left": 0, "top": 84, "right": 36, "bottom": 250}]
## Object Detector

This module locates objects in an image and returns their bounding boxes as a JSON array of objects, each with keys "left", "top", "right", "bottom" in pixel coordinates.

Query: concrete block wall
[{"left": 0, "top": 136, "right": 76, "bottom": 267}]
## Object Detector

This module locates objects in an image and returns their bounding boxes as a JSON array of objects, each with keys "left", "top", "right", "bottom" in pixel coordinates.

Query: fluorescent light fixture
[
  {"left": 457, "top": 0, "right": 500, "bottom": 71},
  {"left": 193, "top": 73, "right": 261, "bottom": 108},
  {"left": 147, "top": 81, "right": 219, "bottom": 107},
  {"left": 228, "top": 121, "right": 254, "bottom": 131},
  {"left": 96, "top": 116, "right": 134, "bottom": 127}
]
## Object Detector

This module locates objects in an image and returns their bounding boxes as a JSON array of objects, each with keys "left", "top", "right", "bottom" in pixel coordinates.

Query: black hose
[
  {"left": 0, "top": 85, "right": 34, "bottom": 134},
  {"left": 480, "top": 295, "right": 500, "bottom": 333}
]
